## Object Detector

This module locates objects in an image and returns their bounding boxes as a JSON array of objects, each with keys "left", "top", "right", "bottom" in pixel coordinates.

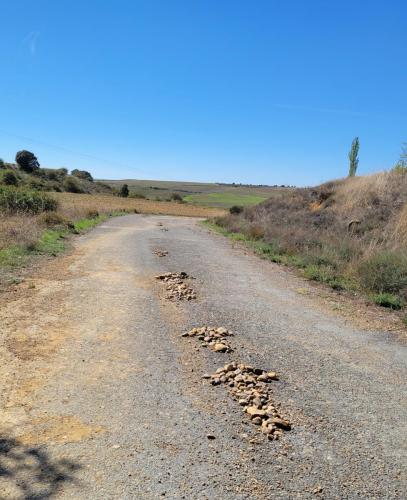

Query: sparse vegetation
[{"left": 209, "top": 169, "right": 407, "bottom": 315}]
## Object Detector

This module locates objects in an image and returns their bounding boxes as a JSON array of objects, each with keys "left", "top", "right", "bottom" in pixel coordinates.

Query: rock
[
  {"left": 267, "top": 371, "right": 278, "bottom": 380},
  {"left": 252, "top": 417, "right": 263, "bottom": 425},
  {"left": 206, "top": 434, "right": 216, "bottom": 440},
  {"left": 246, "top": 406, "right": 266, "bottom": 418},
  {"left": 271, "top": 417, "right": 291, "bottom": 430},
  {"left": 213, "top": 343, "right": 227, "bottom": 352},
  {"left": 216, "top": 327, "right": 228, "bottom": 335},
  {"left": 202, "top": 373, "right": 211, "bottom": 379}
]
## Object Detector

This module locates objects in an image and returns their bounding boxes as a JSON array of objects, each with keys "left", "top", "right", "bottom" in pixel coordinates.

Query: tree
[
  {"left": 348, "top": 137, "right": 359, "bottom": 177},
  {"left": 119, "top": 184, "right": 129, "bottom": 197},
  {"left": 397, "top": 143, "right": 407, "bottom": 168},
  {"left": 71, "top": 169, "right": 93, "bottom": 182},
  {"left": 15, "top": 150, "right": 40, "bottom": 173},
  {"left": 0, "top": 158, "right": 5, "bottom": 169}
]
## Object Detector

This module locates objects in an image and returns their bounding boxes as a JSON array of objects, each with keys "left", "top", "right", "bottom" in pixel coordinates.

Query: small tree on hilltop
[
  {"left": 119, "top": 184, "right": 129, "bottom": 197},
  {"left": 15, "top": 150, "right": 40, "bottom": 173},
  {"left": 348, "top": 137, "right": 359, "bottom": 177},
  {"left": 71, "top": 169, "right": 94, "bottom": 182},
  {"left": 0, "top": 158, "right": 5, "bottom": 169}
]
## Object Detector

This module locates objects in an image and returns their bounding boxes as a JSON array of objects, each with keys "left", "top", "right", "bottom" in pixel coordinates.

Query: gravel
[{"left": 4, "top": 214, "right": 406, "bottom": 499}]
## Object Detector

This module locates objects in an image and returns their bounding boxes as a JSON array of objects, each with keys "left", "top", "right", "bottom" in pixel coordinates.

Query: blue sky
[{"left": 0, "top": 1, "right": 406, "bottom": 186}]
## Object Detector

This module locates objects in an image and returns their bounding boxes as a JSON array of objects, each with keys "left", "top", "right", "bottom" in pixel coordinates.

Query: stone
[
  {"left": 246, "top": 406, "right": 266, "bottom": 418},
  {"left": 272, "top": 417, "right": 291, "bottom": 430},
  {"left": 213, "top": 343, "right": 227, "bottom": 352}
]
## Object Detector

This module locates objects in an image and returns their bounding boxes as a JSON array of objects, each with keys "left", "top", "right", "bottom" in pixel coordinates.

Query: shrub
[
  {"left": 0, "top": 186, "right": 58, "bottom": 214},
  {"left": 71, "top": 169, "right": 93, "bottom": 182},
  {"left": 248, "top": 225, "right": 265, "bottom": 239},
  {"left": 230, "top": 205, "right": 244, "bottom": 215},
  {"left": 15, "top": 150, "right": 40, "bottom": 173},
  {"left": 0, "top": 158, "right": 5, "bottom": 169},
  {"left": 403, "top": 315, "right": 407, "bottom": 327},
  {"left": 1, "top": 170, "right": 18, "bottom": 186},
  {"left": 170, "top": 192, "right": 182, "bottom": 202},
  {"left": 372, "top": 293, "right": 404, "bottom": 310},
  {"left": 86, "top": 209, "right": 99, "bottom": 219},
  {"left": 358, "top": 251, "right": 407, "bottom": 293},
  {"left": 130, "top": 192, "right": 146, "bottom": 199},
  {"left": 37, "top": 211, "right": 73, "bottom": 229},
  {"left": 119, "top": 184, "right": 129, "bottom": 197},
  {"left": 63, "top": 176, "right": 84, "bottom": 193}
]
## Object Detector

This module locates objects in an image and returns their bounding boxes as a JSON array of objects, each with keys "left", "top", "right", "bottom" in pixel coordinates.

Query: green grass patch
[
  {"left": 0, "top": 213, "right": 125, "bottom": 271},
  {"left": 35, "top": 229, "right": 67, "bottom": 256},
  {"left": 73, "top": 214, "right": 108, "bottom": 233},
  {"left": 371, "top": 293, "right": 404, "bottom": 310},
  {"left": 0, "top": 245, "right": 30, "bottom": 267},
  {"left": 185, "top": 192, "right": 267, "bottom": 208}
]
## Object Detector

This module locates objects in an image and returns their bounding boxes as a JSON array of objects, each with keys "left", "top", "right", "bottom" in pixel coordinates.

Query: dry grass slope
[{"left": 214, "top": 169, "right": 407, "bottom": 313}]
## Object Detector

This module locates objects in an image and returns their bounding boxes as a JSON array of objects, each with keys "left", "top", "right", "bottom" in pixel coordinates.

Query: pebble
[
  {"left": 182, "top": 326, "right": 233, "bottom": 352},
  {"left": 208, "top": 362, "right": 290, "bottom": 440},
  {"left": 155, "top": 272, "right": 196, "bottom": 301}
]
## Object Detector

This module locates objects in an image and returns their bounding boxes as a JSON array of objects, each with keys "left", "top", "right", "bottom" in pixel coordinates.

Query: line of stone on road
[
  {"left": 155, "top": 272, "right": 197, "bottom": 301},
  {"left": 181, "top": 326, "right": 233, "bottom": 352}
]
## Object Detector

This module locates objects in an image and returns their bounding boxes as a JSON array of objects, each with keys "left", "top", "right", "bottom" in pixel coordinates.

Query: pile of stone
[
  {"left": 155, "top": 272, "right": 196, "bottom": 301},
  {"left": 154, "top": 249, "right": 168, "bottom": 257},
  {"left": 209, "top": 362, "right": 291, "bottom": 439},
  {"left": 181, "top": 326, "right": 233, "bottom": 352}
]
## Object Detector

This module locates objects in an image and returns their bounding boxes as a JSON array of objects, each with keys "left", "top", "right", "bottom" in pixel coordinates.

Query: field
[
  {"left": 183, "top": 192, "right": 267, "bottom": 207},
  {"left": 52, "top": 192, "right": 225, "bottom": 219},
  {"left": 102, "top": 178, "right": 287, "bottom": 208}
]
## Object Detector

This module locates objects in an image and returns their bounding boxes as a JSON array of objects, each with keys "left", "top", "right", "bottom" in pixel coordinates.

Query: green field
[
  {"left": 101, "top": 178, "right": 290, "bottom": 208},
  {"left": 183, "top": 192, "right": 267, "bottom": 208}
]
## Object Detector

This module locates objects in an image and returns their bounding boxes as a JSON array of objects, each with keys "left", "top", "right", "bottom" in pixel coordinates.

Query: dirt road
[{"left": 1, "top": 214, "right": 406, "bottom": 498}]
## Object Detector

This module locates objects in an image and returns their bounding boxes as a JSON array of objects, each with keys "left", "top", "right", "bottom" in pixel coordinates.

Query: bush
[
  {"left": 0, "top": 158, "right": 5, "bottom": 169},
  {"left": 71, "top": 169, "right": 93, "bottom": 182},
  {"left": 230, "top": 205, "right": 244, "bottom": 215},
  {"left": 15, "top": 150, "right": 40, "bottom": 173},
  {"left": 86, "top": 210, "right": 99, "bottom": 219},
  {"left": 372, "top": 293, "right": 404, "bottom": 310},
  {"left": 130, "top": 192, "right": 146, "bottom": 199},
  {"left": 63, "top": 176, "right": 84, "bottom": 193},
  {"left": 37, "top": 211, "right": 73, "bottom": 229},
  {"left": 170, "top": 192, "right": 182, "bottom": 202},
  {"left": 1, "top": 170, "right": 18, "bottom": 186},
  {"left": 119, "top": 184, "right": 129, "bottom": 198},
  {"left": 0, "top": 186, "right": 58, "bottom": 214},
  {"left": 358, "top": 251, "right": 407, "bottom": 293}
]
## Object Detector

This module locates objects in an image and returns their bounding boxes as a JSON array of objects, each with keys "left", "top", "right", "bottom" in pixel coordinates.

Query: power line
[{"left": 0, "top": 128, "right": 157, "bottom": 178}]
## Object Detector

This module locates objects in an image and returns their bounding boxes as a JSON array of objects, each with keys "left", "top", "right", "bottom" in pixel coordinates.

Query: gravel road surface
[{"left": 1, "top": 214, "right": 406, "bottom": 499}]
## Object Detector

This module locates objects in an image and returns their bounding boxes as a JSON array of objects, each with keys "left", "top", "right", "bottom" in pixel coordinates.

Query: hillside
[
  {"left": 0, "top": 161, "right": 112, "bottom": 195},
  {"left": 212, "top": 169, "right": 407, "bottom": 315}
]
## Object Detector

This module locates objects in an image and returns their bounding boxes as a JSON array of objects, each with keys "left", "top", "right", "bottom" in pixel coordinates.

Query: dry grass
[
  {"left": 215, "top": 169, "right": 407, "bottom": 305},
  {"left": 0, "top": 215, "right": 42, "bottom": 251},
  {"left": 52, "top": 192, "right": 225, "bottom": 219},
  {"left": 0, "top": 192, "right": 225, "bottom": 253}
]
